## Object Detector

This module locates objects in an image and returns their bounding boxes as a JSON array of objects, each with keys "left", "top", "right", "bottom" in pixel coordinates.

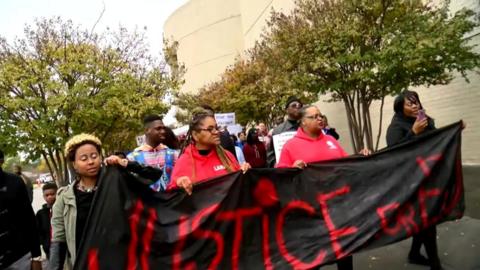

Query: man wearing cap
[{"left": 266, "top": 96, "right": 303, "bottom": 167}]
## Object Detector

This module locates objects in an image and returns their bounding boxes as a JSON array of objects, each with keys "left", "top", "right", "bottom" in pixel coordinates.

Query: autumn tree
[
  {"left": 175, "top": 0, "right": 479, "bottom": 150},
  {"left": 0, "top": 17, "right": 178, "bottom": 185},
  {"left": 254, "top": 0, "right": 480, "bottom": 151},
  {"left": 174, "top": 58, "right": 314, "bottom": 126}
]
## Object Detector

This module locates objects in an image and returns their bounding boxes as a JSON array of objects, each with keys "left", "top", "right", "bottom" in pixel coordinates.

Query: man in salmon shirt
[
  {"left": 276, "top": 105, "right": 370, "bottom": 270},
  {"left": 168, "top": 109, "right": 250, "bottom": 195}
]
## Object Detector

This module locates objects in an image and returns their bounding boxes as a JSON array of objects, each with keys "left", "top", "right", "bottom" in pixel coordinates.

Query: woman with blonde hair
[{"left": 49, "top": 134, "right": 103, "bottom": 269}]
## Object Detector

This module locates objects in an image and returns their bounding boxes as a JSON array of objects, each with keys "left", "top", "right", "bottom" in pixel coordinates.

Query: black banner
[{"left": 75, "top": 122, "right": 464, "bottom": 270}]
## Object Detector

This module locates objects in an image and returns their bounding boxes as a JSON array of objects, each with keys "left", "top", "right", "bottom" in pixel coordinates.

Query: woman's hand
[
  {"left": 240, "top": 162, "right": 251, "bottom": 174},
  {"left": 359, "top": 148, "right": 372, "bottom": 156},
  {"left": 293, "top": 160, "right": 307, "bottom": 169},
  {"left": 104, "top": 155, "right": 128, "bottom": 168},
  {"left": 176, "top": 176, "right": 193, "bottom": 195},
  {"left": 412, "top": 118, "right": 428, "bottom": 135}
]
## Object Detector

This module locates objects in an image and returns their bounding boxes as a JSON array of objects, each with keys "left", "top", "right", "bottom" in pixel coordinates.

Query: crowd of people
[{"left": 0, "top": 90, "right": 457, "bottom": 270}]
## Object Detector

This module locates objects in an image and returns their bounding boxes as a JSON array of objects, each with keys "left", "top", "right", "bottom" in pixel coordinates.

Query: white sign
[
  {"left": 215, "top": 113, "right": 236, "bottom": 127},
  {"left": 136, "top": 135, "right": 146, "bottom": 147},
  {"left": 273, "top": 131, "right": 296, "bottom": 164},
  {"left": 227, "top": 124, "right": 243, "bottom": 136},
  {"left": 39, "top": 173, "right": 53, "bottom": 183},
  {"left": 173, "top": 125, "right": 189, "bottom": 136}
]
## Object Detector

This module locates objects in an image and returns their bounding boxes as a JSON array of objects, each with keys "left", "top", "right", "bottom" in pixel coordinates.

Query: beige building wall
[
  {"left": 164, "top": 0, "right": 480, "bottom": 164},
  {"left": 164, "top": 0, "right": 245, "bottom": 94}
]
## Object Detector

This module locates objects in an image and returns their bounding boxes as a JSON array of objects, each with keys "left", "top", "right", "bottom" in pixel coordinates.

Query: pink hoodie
[{"left": 276, "top": 128, "right": 348, "bottom": 168}]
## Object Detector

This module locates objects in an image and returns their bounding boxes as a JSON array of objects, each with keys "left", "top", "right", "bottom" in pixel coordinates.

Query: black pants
[
  {"left": 335, "top": 256, "right": 353, "bottom": 270},
  {"left": 317, "top": 256, "right": 353, "bottom": 270},
  {"left": 409, "top": 226, "right": 441, "bottom": 268}
]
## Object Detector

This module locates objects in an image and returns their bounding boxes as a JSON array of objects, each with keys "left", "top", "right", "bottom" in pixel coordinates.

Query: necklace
[{"left": 77, "top": 180, "right": 97, "bottom": 193}]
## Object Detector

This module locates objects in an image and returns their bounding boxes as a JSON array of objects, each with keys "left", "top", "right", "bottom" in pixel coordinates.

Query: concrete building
[{"left": 164, "top": 0, "right": 480, "bottom": 164}]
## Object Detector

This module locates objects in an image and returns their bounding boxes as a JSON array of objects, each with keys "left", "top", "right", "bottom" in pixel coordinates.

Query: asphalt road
[{"left": 322, "top": 165, "right": 480, "bottom": 270}]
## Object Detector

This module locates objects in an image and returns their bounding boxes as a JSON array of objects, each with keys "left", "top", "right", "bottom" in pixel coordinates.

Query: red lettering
[
  {"left": 262, "top": 214, "right": 274, "bottom": 270},
  {"left": 217, "top": 208, "right": 262, "bottom": 270},
  {"left": 377, "top": 202, "right": 419, "bottom": 237},
  {"left": 276, "top": 201, "right": 326, "bottom": 269},
  {"left": 140, "top": 208, "right": 158, "bottom": 270},
  {"left": 317, "top": 186, "right": 358, "bottom": 259},
  {"left": 418, "top": 187, "right": 442, "bottom": 228},
  {"left": 397, "top": 203, "right": 419, "bottom": 236},
  {"left": 172, "top": 216, "right": 191, "bottom": 270},
  {"left": 253, "top": 178, "right": 279, "bottom": 208},
  {"left": 376, "top": 203, "right": 401, "bottom": 235},
  {"left": 191, "top": 204, "right": 224, "bottom": 270},
  {"left": 127, "top": 200, "right": 144, "bottom": 270},
  {"left": 173, "top": 205, "right": 222, "bottom": 270},
  {"left": 87, "top": 249, "right": 99, "bottom": 270},
  {"left": 416, "top": 154, "right": 442, "bottom": 177}
]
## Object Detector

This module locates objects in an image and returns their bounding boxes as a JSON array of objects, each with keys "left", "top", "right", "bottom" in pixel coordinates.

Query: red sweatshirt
[
  {"left": 276, "top": 128, "right": 348, "bottom": 168},
  {"left": 168, "top": 144, "right": 240, "bottom": 189}
]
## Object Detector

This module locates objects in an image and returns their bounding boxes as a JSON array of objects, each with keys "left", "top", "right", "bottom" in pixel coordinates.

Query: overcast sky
[
  {"left": 0, "top": 0, "right": 188, "bottom": 54},
  {"left": 0, "top": 0, "right": 188, "bottom": 125}
]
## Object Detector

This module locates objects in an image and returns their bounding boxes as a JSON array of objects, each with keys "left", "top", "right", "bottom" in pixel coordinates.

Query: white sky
[
  {"left": 0, "top": 0, "right": 187, "bottom": 54},
  {"left": 0, "top": 0, "right": 188, "bottom": 125}
]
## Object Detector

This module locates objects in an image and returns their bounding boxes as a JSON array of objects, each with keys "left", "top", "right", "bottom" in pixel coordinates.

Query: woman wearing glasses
[
  {"left": 276, "top": 105, "right": 371, "bottom": 270},
  {"left": 386, "top": 90, "right": 441, "bottom": 270},
  {"left": 167, "top": 109, "right": 250, "bottom": 195},
  {"left": 277, "top": 105, "right": 369, "bottom": 169}
]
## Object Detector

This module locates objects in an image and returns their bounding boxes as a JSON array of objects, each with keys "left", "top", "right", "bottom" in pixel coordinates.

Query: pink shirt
[{"left": 276, "top": 128, "right": 348, "bottom": 168}]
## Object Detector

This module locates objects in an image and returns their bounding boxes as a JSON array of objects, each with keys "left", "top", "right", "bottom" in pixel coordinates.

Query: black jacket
[
  {"left": 386, "top": 94, "right": 435, "bottom": 146},
  {"left": 266, "top": 119, "right": 299, "bottom": 167},
  {"left": 220, "top": 131, "right": 237, "bottom": 160},
  {"left": 324, "top": 128, "right": 340, "bottom": 140},
  {"left": 36, "top": 203, "right": 52, "bottom": 258},
  {"left": 0, "top": 168, "right": 41, "bottom": 268}
]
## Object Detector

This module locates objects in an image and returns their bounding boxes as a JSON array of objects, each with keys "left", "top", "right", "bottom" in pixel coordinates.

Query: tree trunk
[
  {"left": 375, "top": 96, "right": 386, "bottom": 151},
  {"left": 342, "top": 90, "right": 377, "bottom": 153}
]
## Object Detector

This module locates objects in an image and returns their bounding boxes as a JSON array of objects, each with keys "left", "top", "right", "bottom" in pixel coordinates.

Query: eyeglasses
[
  {"left": 197, "top": 126, "right": 220, "bottom": 133},
  {"left": 304, "top": 114, "right": 324, "bottom": 120},
  {"left": 289, "top": 102, "right": 303, "bottom": 109}
]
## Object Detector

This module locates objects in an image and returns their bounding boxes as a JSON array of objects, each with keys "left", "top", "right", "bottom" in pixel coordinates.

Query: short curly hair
[{"left": 65, "top": 134, "right": 102, "bottom": 162}]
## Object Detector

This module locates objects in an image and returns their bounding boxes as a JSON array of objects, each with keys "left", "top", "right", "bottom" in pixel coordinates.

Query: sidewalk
[{"left": 324, "top": 165, "right": 480, "bottom": 270}]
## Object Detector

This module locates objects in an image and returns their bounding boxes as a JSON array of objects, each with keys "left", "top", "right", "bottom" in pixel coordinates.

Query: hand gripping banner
[{"left": 75, "top": 122, "right": 464, "bottom": 270}]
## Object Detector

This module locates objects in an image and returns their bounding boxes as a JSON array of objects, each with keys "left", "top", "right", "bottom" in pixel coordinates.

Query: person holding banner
[
  {"left": 50, "top": 134, "right": 104, "bottom": 270},
  {"left": 50, "top": 134, "right": 164, "bottom": 269},
  {"left": 127, "top": 115, "right": 179, "bottom": 192},
  {"left": 276, "top": 104, "right": 372, "bottom": 270},
  {"left": 276, "top": 105, "right": 370, "bottom": 169},
  {"left": 168, "top": 109, "right": 250, "bottom": 195},
  {"left": 386, "top": 90, "right": 442, "bottom": 270}
]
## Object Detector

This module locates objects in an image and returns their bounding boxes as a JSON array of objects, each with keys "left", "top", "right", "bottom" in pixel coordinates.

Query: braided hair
[{"left": 182, "top": 109, "right": 237, "bottom": 181}]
